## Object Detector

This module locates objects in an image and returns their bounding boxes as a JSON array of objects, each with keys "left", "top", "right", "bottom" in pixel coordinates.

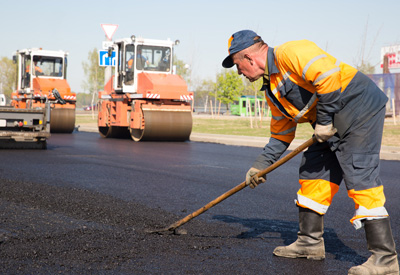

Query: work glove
[
  {"left": 245, "top": 167, "right": 266, "bottom": 189},
  {"left": 314, "top": 123, "right": 337, "bottom": 143}
]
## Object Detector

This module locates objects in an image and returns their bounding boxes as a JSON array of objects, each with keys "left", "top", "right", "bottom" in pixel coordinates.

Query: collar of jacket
[{"left": 261, "top": 47, "right": 279, "bottom": 90}]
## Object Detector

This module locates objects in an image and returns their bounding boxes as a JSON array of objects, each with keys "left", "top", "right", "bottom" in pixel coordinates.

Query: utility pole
[
  {"left": 382, "top": 54, "right": 396, "bottom": 124},
  {"left": 383, "top": 54, "right": 390, "bottom": 74}
]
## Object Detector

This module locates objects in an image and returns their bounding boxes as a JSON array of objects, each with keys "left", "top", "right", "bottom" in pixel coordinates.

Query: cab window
[{"left": 136, "top": 45, "right": 171, "bottom": 72}]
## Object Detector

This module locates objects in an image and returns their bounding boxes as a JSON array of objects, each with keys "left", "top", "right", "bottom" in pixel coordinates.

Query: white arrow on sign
[
  {"left": 101, "top": 24, "right": 118, "bottom": 40},
  {"left": 98, "top": 51, "right": 116, "bottom": 66}
]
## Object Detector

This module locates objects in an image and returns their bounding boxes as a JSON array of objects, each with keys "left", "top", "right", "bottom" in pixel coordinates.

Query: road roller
[
  {"left": 0, "top": 89, "right": 66, "bottom": 149},
  {"left": 98, "top": 35, "right": 193, "bottom": 141},
  {"left": 11, "top": 48, "right": 76, "bottom": 133}
]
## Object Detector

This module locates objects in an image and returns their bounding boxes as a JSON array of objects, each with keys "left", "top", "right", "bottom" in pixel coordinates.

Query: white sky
[{"left": 1, "top": 0, "right": 399, "bottom": 93}]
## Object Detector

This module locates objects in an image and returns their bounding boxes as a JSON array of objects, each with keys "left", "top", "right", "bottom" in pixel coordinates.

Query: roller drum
[
  {"left": 99, "top": 126, "right": 130, "bottom": 139},
  {"left": 50, "top": 108, "right": 76, "bottom": 133},
  {"left": 131, "top": 110, "right": 192, "bottom": 141}
]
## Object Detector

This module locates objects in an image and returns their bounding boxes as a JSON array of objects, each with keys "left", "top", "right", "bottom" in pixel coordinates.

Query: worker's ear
[{"left": 244, "top": 54, "right": 253, "bottom": 65}]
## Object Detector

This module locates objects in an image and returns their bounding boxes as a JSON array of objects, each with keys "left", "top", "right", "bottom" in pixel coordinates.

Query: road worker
[
  {"left": 127, "top": 55, "right": 135, "bottom": 71},
  {"left": 26, "top": 60, "right": 43, "bottom": 77},
  {"left": 127, "top": 48, "right": 149, "bottom": 71},
  {"left": 222, "top": 30, "right": 399, "bottom": 274}
]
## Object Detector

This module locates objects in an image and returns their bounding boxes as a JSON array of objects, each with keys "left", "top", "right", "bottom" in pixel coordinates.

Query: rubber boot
[
  {"left": 273, "top": 207, "right": 325, "bottom": 260},
  {"left": 348, "top": 218, "right": 399, "bottom": 275}
]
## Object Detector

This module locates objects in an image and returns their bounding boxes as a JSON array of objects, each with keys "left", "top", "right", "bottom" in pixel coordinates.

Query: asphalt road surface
[{"left": 0, "top": 132, "right": 399, "bottom": 274}]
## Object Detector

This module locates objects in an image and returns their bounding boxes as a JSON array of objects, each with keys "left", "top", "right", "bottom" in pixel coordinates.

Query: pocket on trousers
[{"left": 352, "top": 153, "right": 379, "bottom": 169}]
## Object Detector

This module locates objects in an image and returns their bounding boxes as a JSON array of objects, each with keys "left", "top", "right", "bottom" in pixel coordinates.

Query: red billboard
[{"left": 381, "top": 45, "right": 400, "bottom": 69}]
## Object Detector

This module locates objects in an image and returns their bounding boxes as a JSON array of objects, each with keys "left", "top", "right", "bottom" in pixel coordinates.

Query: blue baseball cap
[{"left": 222, "top": 30, "right": 262, "bottom": 68}]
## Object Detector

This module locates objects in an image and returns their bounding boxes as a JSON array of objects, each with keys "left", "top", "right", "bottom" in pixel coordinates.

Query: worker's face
[{"left": 232, "top": 52, "right": 261, "bottom": 82}]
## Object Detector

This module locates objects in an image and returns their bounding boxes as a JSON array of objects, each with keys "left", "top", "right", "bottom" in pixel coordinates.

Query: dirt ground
[
  {"left": 1, "top": 131, "right": 399, "bottom": 274},
  {"left": 0, "top": 178, "right": 249, "bottom": 274}
]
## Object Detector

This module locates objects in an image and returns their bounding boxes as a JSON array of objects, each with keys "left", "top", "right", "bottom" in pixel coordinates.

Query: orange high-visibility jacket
[
  {"left": 127, "top": 58, "right": 134, "bottom": 69},
  {"left": 253, "top": 40, "right": 387, "bottom": 170},
  {"left": 264, "top": 40, "right": 358, "bottom": 144},
  {"left": 26, "top": 65, "right": 43, "bottom": 73}
]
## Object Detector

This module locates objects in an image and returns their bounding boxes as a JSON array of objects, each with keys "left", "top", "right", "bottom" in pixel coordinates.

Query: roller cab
[
  {"left": 11, "top": 48, "right": 76, "bottom": 133},
  {"left": 98, "top": 36, "right": 193, "bottom": 141}
]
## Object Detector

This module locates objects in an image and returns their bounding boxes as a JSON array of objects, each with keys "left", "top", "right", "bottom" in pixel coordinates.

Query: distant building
[{"left": 230, "top": 95, "right": 267, "bottom": 116}]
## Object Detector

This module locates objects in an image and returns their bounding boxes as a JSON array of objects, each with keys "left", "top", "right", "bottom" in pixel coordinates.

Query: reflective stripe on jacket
[
  {"left": 263, "top": 40, "right": 358, "bottom": 143},
  {"left": 253, "top": 41, "right": 387, "bottom": 171}
]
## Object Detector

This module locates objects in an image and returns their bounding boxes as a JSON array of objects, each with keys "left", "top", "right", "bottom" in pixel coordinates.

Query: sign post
[{"left": 100, "top": 24, "right": 119, "bottom": 85}]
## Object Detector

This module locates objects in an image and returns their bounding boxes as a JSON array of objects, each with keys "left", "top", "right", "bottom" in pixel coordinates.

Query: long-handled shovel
[{"left": 147, "top": 136, "right": 317, "bottom": 234}]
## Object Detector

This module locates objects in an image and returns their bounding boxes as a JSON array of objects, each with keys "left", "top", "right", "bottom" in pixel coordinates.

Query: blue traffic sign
[{"left": 99, "top": 50, "right": 116, "bottom": 66}]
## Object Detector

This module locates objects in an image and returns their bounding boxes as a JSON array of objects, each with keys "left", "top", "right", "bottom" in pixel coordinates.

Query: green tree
[
  {"left": 215, "top": 69, "right": 244, "bottom": 111},
  {"left": 353, "top": 17, "right": 380, "bottom": 75},
  {"left": 243, "top": 78, "right": 265, "bottom": 127},
  {"left": 0, "top": 56, "right": 17, "bottom": 99},
  {"left": 194, "top": 79, "right": 216, "bottom": 110},
  {"left": 244, "top": 78, "right": 264, "bottom": 97},
  {"left": 82, "top": 48, "right": 105, "bottom": 109},
  {"left": 356, "top": 62, "right": 375, "bottom": 74},
  {"left": 76, "top": 93, "right": 93, "bottom": 108},
  {"left": 173, "top": 54, "right": 191, "bottom": 86},
  {"left": 81, "top": 48, "right": 105, "bottom": 93}
]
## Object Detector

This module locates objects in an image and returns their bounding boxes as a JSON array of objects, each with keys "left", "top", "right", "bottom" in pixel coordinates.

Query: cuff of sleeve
[
  {"left": 251, "top": 138, "right": 289, "bottom": 170},
  {"left": 316, "top": 115, "right": 334, "bottom": 125},
  {"left": 252, "top": 159, "right": 271, "bottom": 171}
]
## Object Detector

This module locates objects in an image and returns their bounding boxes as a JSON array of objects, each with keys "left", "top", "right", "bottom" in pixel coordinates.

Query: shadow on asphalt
[{"left": 213, "top": 215, "right": 367, "bottom": 265}]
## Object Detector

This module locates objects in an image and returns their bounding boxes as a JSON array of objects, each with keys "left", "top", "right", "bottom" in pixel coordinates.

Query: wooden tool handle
[{"left": 165, "top": 136, "right": 317, "bottom": 231}]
